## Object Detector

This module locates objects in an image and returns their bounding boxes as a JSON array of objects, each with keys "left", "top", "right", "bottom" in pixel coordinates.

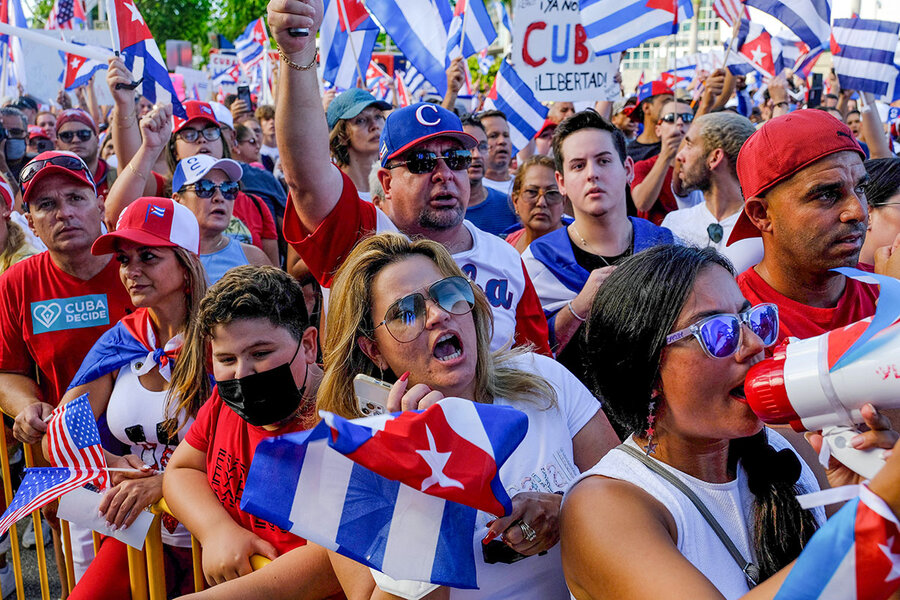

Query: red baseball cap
[
  {"left": 0, "top": 178, "right": 13, "bottom": 211},
  {"left": 92, "top": 197, "right": 200, "bottom": 256},
  {"left": 172, "top": 101, "right": 219, "bottom": 134},
  {"left": 536, "top": 119, "right": 557, "bottom": 138},
  {"left": 630, "top": 81, "right": 675, "bottom": 122},
  {"left": 28, "top": 126, "right": 49, "bottom": 141},
  {"left": 55, "top": 108, "right": 97, "bottom": 135},
  {"left": 20, "top": 151, "right": 96, "bottom": 206},
  {"left": 727, "top": 110, "right": 865, "bottom": 246}
]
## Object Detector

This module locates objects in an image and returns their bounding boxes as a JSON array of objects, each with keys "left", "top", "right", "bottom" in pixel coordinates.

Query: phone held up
[{"left": 353, "top": 374, "right": 391, "bottom": 417}]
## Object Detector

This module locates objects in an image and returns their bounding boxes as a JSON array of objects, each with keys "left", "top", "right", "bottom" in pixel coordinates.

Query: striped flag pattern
[
  {"left": 712, "top": 0, "right": 748, "bottom": 27},
  {"left": 483, "top": 60, "right": 548, "bottom": 153},
  {"left": 234, "top": 18, "right": 268, "bottom": 70},
  {"left": 832, "top": 18, "right": 900, "bottom": 98},
  {"left": 580, "top": 0, "right": 694, "bottom": 56},
  {"left": 446, "top": 0, "right": 497, "bottom": 64},
  {"left": 0, "top": 468, "right": 104, "bottom": 537},
  {"left": 46, "top": 393, "right": 109, "bottom": 489},
  {"left": 743, "top": 0, "right": 831, "bottom": 55},
  {"left": 320, "top": 0, "right": 379, "bottom": 91}
]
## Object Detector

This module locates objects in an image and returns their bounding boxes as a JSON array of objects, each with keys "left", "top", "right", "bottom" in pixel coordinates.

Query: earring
[{"left": 644, "top": 397, "right": 659, "bottom": 456}]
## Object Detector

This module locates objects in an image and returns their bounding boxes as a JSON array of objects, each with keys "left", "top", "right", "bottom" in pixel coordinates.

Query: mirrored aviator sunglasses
[
  {"left": 665, "top": 303, "right": 779, "bottom": 359},
  {"left": 187, "top": 179, "right": 240, "bottom": 200},
  {"left": 389, "top": 149, "right": 472, "bottom": 174},
  {"left": 376, "top": 276, "right": 475, "bottom": 343},
  {"left": 20, "top": 155, "right": 94, "bottom": 187}
]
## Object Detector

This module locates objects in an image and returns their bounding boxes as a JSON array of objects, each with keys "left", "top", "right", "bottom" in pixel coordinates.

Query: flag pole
[
  {"left": 721, "top": 20, "right": 740, "bottom": 69},
  {"left": 105, "top": 0, "right": 120, "bottom": 54},
  {"left": 459, "top": 0, "right": 469, "bottom": 57},
  {"left": 0, "top": 22, "right": 112, "bottom": 60},
  {"left": 337, "top": 0, "right": 365, "bottom": 88}
]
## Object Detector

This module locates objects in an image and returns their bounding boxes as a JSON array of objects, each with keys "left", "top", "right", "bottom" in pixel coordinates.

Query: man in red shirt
[
  {"left": 0, "top": 151, "right": 132, "bottom": 444},
  {"left": 730, "top": 110, "right": 881, "bottom": 343}
]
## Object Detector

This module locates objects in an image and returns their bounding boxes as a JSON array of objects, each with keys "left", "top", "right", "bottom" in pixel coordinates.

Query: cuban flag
[
  {"left": 660, "top": 70, "right": 689, "bottom": 89},
  {"left": 580, "top": 0, "right": 693, "bottom": 56},
  {"left": 46, "top": 0, "right": 86, "bottom": 30},
  {"left": 775, "top": 29, "right": 822, "bottom": 78},
  {"left": 0, "top": 0, "right": 28, "bottom": 91},
  {"left": 211, "top": 62, "right": 241, "bottom": 87},
  {"left": 68, "top": 307, "right": 184, "bottom": 389},
  {"left": 367, "top": 0, "right": 454, "bottom": 96},
  {"left": 712, "top": 0, "right": 748, "bottom": 27},
  {"left": 445, "top": 0, "right": 497, "bottom": 65},
  {"left": 60, "top": 50, "right": 108, "bottom": 91},
  {"left": 320, "top": 0, "right": 379, "bottom": 91},
  {"left": 107, "top": 0, "right": 185, "bottom": 119},
  {"left": 241, "top": 398, "right": 529, "bottom": 589},
  {"left": 400, "top": 64, "right": 431, "bottom": 97},
  {"left": 234, "top": 18, "right": 267, "bottom": 71},
  {"left": 478, "top": 48, "right": 494, "bottom": 74},
  {"left": 743, "top": 0, "right": 830, "bottom": 56},
  {"left": 775, "top": 485, "right": 900, "bottom": 600},
  {"left": 732, "top": 19, "right": 784, "bottom": 78},
  {"left": 831, "top": 18, "right": 900, "bottom": 99},
  {"left": 493, "top": 1, "right": 512, "bottom": 35},
  {"left": 484, "top": 60, "right": 548, "bottom": 154},
  {"left": 395, "top": 70, "right": 412, "bottom": 107}
]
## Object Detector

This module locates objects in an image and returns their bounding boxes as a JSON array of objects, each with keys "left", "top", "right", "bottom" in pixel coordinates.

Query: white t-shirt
[
  {"left": 482, "top": 176, "right": 513, "bottom": 198},
  {"left": 260, "top": 143, "right": 279, "bottom": 164},
  {"left": 661, "top": 202, "right": 764, "bottom": 274}
]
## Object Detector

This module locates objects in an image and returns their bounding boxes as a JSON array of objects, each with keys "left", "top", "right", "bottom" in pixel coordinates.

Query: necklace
[
  {"left": 570, "top": 222, "right": 633, "bottom": 267},
  {"left": 207, "top": 236, "right": 228, "bottom": 254}
]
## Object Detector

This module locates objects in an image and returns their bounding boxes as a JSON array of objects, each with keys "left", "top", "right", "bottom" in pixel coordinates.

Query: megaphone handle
[{"left": 822, "top": 426, "right": 886, "bottom": 480}]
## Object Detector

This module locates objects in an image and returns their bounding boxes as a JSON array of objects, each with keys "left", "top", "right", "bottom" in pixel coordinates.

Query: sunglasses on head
[
  {"left": 388, "top": 149, "right": 472, "bottom": 174},
  {"left": 58, "top": 129, "right": 93, "bottom": 143},
  {"left": 181, "top": 179, "right": 240, "bottom": 200},
  {"left": 665, "top": 303, "right": 779, "bottom": 359},
  {"left": 660, "top": 112, "right": 695, "bottom": 124},
  {"left": 177, "top": 127, "right": 221, "bottom": 143},
  {"left": 374, "top": 276, "right": 475, "bottom": 343},
  {"left": 20, "top": 155, "right": 94, "bottom": 188}
]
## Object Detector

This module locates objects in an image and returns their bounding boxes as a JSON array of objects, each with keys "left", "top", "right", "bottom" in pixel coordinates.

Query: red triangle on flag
[
  {"left": 337, "top": 0, "right": 370, "bottom": 32},
  {"left": 829, "top": 32, "right": 842, "bottom": 56},
  {"left": 114, "top": 0, "right": 152, "bottom": 49}
]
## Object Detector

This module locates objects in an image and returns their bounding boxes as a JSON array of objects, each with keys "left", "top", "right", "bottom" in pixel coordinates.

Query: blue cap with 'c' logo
[{"left": 379, "top": 103, "right": 477, "bottom": 167}]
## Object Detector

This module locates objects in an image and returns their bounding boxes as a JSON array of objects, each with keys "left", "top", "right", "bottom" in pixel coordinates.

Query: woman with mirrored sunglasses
[
  {"left": 561, "top": 245, "right": 899, "bottom": 600},
  {"left": 286, "top": 232, "right": 617, "bottom": 600}
]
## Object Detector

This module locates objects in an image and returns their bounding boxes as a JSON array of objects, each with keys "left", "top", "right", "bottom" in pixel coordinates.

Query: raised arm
[
  {"left": 107, "top": 57, "right": 144, "bottom": 175},
  {"left": 267, "top": 0, "right": 344, "bottom": 235},
  {"left": 860, "top": 92, "right": 892, "bottom": 159}
]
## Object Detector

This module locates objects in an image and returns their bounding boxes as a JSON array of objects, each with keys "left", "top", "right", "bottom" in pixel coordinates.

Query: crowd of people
[{"left": 0, "top": 0, "right": 898, "bottom": 599}]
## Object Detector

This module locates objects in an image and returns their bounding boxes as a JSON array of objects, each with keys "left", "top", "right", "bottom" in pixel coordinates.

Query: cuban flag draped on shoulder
[
  {"left": 580, "top": 0, "right": 693, "bottom": 56},
  {"left": 367, "top": 0, "right": 454, "bottom": 96},
  {"left": 59, "top": 45, "right": 109, "bottom": 91},
  {"left": 774, "top": 485, "right": 900, "bottom": 600},
  {"left": 483, "top": 60, "right": 548, "bottom": 154},
  {"left": 320, "top": 0, "right": 379, "bottom": 91},
  {"left": 241, "top": 397, "right": 529, "bottom": 589},
  {"left": 743, "top": 0, "right": 830, "bottom": 55},
  {"left": 445, "top": 0, "right": 497, "bottom": 65},
  {"left": 831, "top": 18, "right": 900, "bottom": 99},
  {"left": 106, "top": 0, "right": 185, "bottom": 119}
]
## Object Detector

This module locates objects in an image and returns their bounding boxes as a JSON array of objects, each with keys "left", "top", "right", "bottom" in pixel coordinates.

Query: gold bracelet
[
  {"left": 115, "top": 110, "right": 136, "bottom": 126},
  {"left": 128, "top": 162, "right": 147, "bottom": 180},
  {"left": 277, "top": 46, "right": 317, "bottom": 71}
]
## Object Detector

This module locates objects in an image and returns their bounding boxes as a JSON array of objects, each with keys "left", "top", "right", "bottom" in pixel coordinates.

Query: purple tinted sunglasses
[{"left": 665, "top": 303, "right": 779, "bottom": 359}]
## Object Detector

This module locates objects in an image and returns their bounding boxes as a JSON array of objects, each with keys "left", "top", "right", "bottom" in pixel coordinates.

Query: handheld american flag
[
  {"left": 46, "top": 393, "right": 109, "bottom": 489},
  {"left": 0, "top": 467, "right": 105, "bottom": 537}
]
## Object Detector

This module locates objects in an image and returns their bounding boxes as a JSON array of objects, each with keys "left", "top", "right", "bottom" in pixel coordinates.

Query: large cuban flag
[
  {"left": 580, "top": 0, "right": 694, "bottom": 56},
  {"left": 445, "top": 0, "right": 497, "bottom": 65},
  {"left": 831, "top": 18, "right": 900, "bottom": 99},
  {"left": 743, "top": 0, "right": 830, "bottom": 56},
  {"left": 240, "top": 397, "right": 529, "bottom": 589},
  {"left": 320, "top": 0, "right": 379, "bottom": 91},
  {"left": 483, "top": 60, "right": 548, "bottom": 154}
]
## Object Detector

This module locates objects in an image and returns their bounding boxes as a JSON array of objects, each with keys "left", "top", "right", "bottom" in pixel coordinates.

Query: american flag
[
  {"left": 712, "top": 0, "right": 748, "bottom": 28},
  {"left": 0, "top": 467, "right": 104, "bottom": 537},
  {"left": 46, "top": 0, "right": 86, "bottom": 30},
  {"left": 46, "top": 393, "right": 109, "bottom": 489}
]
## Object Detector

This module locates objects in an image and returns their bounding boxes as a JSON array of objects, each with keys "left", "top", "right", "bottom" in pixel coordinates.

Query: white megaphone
[{"left": 744, "top": 317, "right": 900, "bottom": 479}]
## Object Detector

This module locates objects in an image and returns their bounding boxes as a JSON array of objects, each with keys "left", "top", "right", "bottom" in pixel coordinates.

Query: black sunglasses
[
  {"left": 182, "top": 179, "right": 240, "bottom": 200},
  {"left": 660, "top": 112, "right": 695, "bottom": 124},
  {"left": 707, "top": 223, "right": 724, "bottom": 244},
  {"left": 58, "top": 129, "right": 93, "bottom": 143},
  {"left": 177, "top": 127, "right": 222, "bottom": 143},
  {"left": 388, "top": 149, "right": 472, "bottom": 174},
  {"left": 20, "top": 155, "right": 94, "bottom": 188}
]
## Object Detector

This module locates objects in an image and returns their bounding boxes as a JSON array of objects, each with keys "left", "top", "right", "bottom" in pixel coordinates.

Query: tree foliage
[
  {"left": 134, "top": 0, "right": 213, "bottom": 47},
  {"left": 210, "top": 0, "right": 271, "bottom": 43}
]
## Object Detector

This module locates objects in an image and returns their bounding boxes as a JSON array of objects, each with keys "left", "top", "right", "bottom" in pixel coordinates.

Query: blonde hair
[
  {"left": 317, "top": 233, "right": 556, "bottom": 419},
  {"left": 0, "top": 219, "right": 28, "bottom": 273},
  {"left": 161, "top": 247, "right": 208, "bottom": 435}
]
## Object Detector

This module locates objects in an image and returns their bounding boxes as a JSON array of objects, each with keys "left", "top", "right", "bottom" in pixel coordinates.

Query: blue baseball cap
[
  {"left": 379, "top": 102, "right": 477, "bottom": 167},
  {"left": 326, "top": 88, "right": 392, "bottom": 130}
]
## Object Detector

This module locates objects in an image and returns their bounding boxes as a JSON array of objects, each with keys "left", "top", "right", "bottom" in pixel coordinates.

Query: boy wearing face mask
[{"left": 163, "top": 266, "right": 340, "bottom": 594}]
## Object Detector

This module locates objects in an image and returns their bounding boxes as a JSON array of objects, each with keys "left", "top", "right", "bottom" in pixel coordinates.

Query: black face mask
[{"left": 217, "top": 341, "right": 308, "bottom": 427}]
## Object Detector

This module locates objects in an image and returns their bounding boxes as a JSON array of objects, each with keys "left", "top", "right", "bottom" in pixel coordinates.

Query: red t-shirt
[
  {"left": 0, "top": 253, "right": 133, "bottom": 406},
  {"left": 632, "top": 155, "right": 678, "bottom": 226},
  {"left": 233, "top": 192, "right": 278, "bottom": 249},
  {"left": 737, "top": 267, "right": 879, "bottom": 344},
  {"left": 184, "top": 388, "right": 306, "bottom": 555}
]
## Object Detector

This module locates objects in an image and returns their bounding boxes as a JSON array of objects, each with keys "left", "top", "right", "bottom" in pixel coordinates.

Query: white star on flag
[
  {"left": 416, "top": 425, "right": 464, "bottom": 492},
  {"left": 880, "top": 537, "right": 900, "bottom": 583},
  {"left": 750, "top": 46, "right": 767, "bottom": 66},
  {"left": 70, "top": 57, "right": 82, "bottom": 69},
  {"left": 123, "top": 1, "right": 144, "bottom": 25}
]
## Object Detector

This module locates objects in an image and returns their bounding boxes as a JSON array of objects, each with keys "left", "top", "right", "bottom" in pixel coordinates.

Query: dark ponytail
[{"left": 729, "top": 431, "right": 819, "bottom": 581}]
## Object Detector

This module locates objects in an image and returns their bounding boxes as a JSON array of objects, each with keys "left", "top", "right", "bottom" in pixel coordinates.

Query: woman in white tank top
[
  {"left": 57, "top": 196, "right": 207, "bottom": 599},
  {"left": 559, "top": 245, "right": 899, "bottom": 600}
]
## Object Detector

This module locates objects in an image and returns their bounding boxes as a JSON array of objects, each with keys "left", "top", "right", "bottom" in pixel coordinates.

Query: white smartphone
[{"left": 353, "top": 374, "right": 392, "bottom": 416}]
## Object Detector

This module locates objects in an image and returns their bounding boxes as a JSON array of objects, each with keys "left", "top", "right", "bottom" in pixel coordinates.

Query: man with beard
[
  {"left": 461, "top": 115, "right": 518, "bottom": 235},
  {"left": 662, "top": 111, "right": 762, "bottom": 273},
  {"left": 265, "top": 1, "right": 551, "bottom": 355},
  {"left": 479, "top": 109, "right": 515, "bottom": 197},
  {"left": 730, "top": 110, "right": 879, "bottom": 342}
]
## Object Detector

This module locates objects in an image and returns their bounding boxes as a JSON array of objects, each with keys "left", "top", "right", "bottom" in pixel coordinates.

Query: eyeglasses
[
  {"left": 20, "top": 154, "right": 94, "bottom": 187},
  {"left": 374, "top": 276, "right": 475, "bottom": 343},
  {"left": 660, "top": 112, "right": 695, "bottom": 124},
  {"left": 707, "top": 223, "right": 724, "bottom": 244},
  {"left": 520, "top": 186, "right": 564, "bottom": 205},
  {"left": 177, "top": 127, "right": 222, "bottom": 143},
  {"left": 239, "top": 137, "right": 259, "bottom": 146},
  {"left": 58, "top": 129, "right": 93, "bottom": 143},
  {"left": 387, "top": 149, "right": 472, "bottom": 174},
  {"left": 665, "top": 303, "right": 779, "bottom": 359},
  {"left": 181, "top": 179, "right": 240, "bottom": 200}
]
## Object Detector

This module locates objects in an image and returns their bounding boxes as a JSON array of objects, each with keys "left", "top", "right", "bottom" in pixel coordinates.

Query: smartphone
[
  {"left": 236, "top": 85, "right": 253, "bottom": 111},
  {"left": 808, "top": 72, "right": 823, "bottom": 109},
  {"left": 353, "top": 374, "right": 391, "bottom": 416},
  {"left": 481, "top": 539, "right": 529, "bottom": 564}
]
